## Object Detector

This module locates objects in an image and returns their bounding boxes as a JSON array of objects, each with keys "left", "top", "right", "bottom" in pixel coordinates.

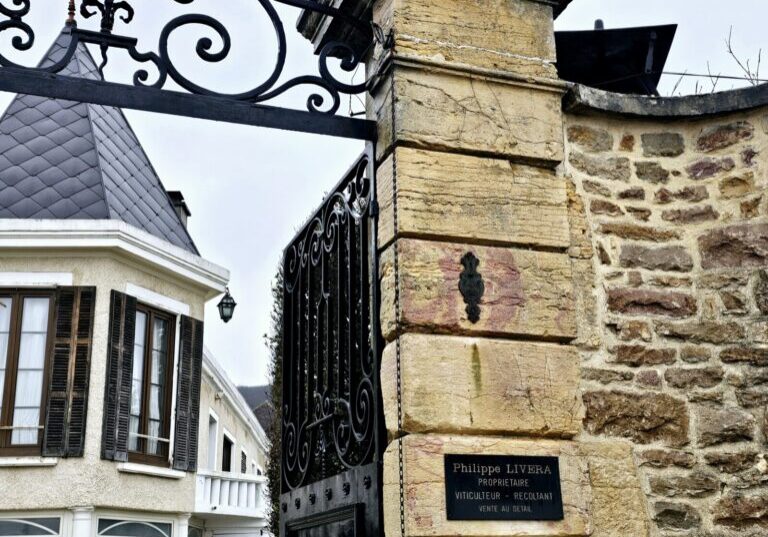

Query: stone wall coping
[{"left": 564, "top": 82, "right": 768, "bottom": 119}]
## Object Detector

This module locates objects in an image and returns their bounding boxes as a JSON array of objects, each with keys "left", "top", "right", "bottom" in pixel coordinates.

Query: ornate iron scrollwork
[
  {"left": 459, "top": 252, "right": 485, "bottom": 324},
  {"left": 0, "top": 0, "right": 382, "bottom": 115},
  {"left": 281, "top": 149, "right": 379, "bottom": 493},
  {"left": 80, "top": 0, "right": 134, "bottom": 33}
]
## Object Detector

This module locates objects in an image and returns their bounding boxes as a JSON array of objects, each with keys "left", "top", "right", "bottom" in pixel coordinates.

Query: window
[
  {"left": 0, "top": 291, "right": 53, "bottom": 455},
  {"left": 207, "top": 412, "right": 218, "bottom": 469},
  {"left": 241, "top": 450, "right": 247, "bottom": 474},
  {"left": 97, "top": 520, "right": 171, "bottom": 537},
  {"left": 128, "top": 304, "right": 176, "bottom": 466},
  {"left": 0, "top": 518, "right": 60, "bottom": 536},
  {"left": 222, "top": 434, "right": 233, "bottom": 472}
]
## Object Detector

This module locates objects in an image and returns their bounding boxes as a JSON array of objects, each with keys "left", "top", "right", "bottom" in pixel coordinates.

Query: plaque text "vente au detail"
[{"left": 444, "top": 454, "right": 564, "bottom": 521}]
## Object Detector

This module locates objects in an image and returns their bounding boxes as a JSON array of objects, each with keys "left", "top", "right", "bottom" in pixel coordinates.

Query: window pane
[
  {"left": 147, "top": 317, "right": 168, "bottom": 457},
  {"left": 0, "top": 297, "right": 11, "bottom": 331},
  {"left": 0, "top": 518, "right": 60, "bottom": 536},
  {"left": 129, "top": 312, "right": 147, "bottom": 452},
  {"left": 150, "top": 351, "right": 166, "bottom": 385},
  {"left": 0, "top": 297, "right": 9, "bottom": 419},
  {"left": 20, "top": 298, "right": 49, "bottom": 332},
  {"left": 11, "top": 297, "right": 49, "bottom": 446},
  {"left": 13, "top": 370, "right": 43, "bottom": 407},
  {"left": 130, "top": 379, "right": 142, "bottom": 416},
  {"left": 152, "top": 319, "right": 167, "bottom": 353},
  {"left": 11, "top": 407, "right": 40, "bottom": 445},
  {"left": 17, "top": 333, "right": 46, "bottom": 369},
  {"left": 0, "top": 297, "right": 11, "bottom": 367},
  {"left": 148, "top": 420, "right": 161, "bottom": 455},
  {"left": 98, "top": 520, "right": 171, "bottom": 537},
  {"left": 129, "top": 416, "right": 140, "bottom": 452},
  {"left": 149, "top": 385, "right": 161, "bottom": 419},
  {"left": 222, "top": 436, "right": 232, "bottom": 472}
]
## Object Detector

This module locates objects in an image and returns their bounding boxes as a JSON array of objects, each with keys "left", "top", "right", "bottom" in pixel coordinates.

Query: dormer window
[
  {"left": 0, "top": 291, "right": 53, "bottom": 456},
  {"left": 128, "top": 304, "right": 176, "bottom": 466}
]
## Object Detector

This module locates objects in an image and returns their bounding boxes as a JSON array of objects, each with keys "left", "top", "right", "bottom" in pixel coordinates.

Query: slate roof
[
  {"left": 238, "top": 384, "right": 275, "bottom": 437},
  {"left": 0, "top": 27, "right": 198, "bottom": 254},
  {"left": 238, "top": 385, "right": 271, "bottom": 410}
]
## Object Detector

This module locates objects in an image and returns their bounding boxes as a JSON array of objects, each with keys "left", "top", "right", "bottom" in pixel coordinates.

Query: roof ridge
[{"left": 74, "top": 41, "right": 113, "bottom": 220}]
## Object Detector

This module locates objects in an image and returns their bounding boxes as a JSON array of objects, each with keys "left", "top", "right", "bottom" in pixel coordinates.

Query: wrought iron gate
[
  {"left": 0, "top": 2, "right": 384, "bottom": 536},
  {"left": 280, "top": 145, "right": 382, "bottom": 537}
]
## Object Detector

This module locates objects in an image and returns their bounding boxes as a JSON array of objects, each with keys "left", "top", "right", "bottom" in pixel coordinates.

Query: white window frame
[
  {"left": 207, "top": 409, "right": 219, "bottom": 470},
  {"left": 221, "top": 428, "right": 235, "bottom": 473}
]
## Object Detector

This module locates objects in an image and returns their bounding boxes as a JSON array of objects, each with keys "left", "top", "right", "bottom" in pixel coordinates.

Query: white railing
[{"left": 194, "top": 470, "right": 269, "bottom": 519}]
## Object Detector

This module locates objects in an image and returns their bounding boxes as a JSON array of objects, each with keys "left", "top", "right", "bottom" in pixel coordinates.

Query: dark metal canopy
[
  {"left": 555, "top": 24, "right": 677, "bottom": 96},
  {"left": 298, "top": 0, "right": 573, "bottom": 57},
  {"left": 553, "top": 0, "right": 574, "bottom": 19}
]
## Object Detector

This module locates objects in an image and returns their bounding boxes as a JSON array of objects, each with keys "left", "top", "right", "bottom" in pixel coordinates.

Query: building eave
[{"left": 0, "top": 219, "right": 229, "bottom": 299}]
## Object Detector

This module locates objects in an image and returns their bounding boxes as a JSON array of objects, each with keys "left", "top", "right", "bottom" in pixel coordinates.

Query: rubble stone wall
[{"left": 565, "top": 104, "right": 768, "bottom": 536}]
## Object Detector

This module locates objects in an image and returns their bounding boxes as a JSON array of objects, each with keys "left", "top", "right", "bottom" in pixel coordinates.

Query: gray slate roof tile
[{"left": 0, "top": 27, "right": 198, "bottom": 254}]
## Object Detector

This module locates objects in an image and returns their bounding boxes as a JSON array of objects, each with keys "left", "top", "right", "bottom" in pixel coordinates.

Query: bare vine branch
[{"left": 726, "top": 26, "right": 763, "bottom": 86}]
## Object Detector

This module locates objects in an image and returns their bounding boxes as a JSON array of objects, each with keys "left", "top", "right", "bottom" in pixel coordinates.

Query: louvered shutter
[
  {"left": 172, "top": 315, "right": 204, "bottom": 472},
  {"left": 43, "top": 287, "right": 96, "bottom": 457},
  {"left": 101, "top": 290, "right": 136, "bottom": 462}
]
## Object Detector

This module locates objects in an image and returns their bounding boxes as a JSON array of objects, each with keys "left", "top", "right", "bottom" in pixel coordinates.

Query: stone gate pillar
[{"left": 367, "top": 1, "right": 651, "bottom": 536}]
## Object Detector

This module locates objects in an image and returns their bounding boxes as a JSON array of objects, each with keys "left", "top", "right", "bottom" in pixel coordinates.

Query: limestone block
[
  {"left": 383, "top": 434, "right": 593, "bottom": 537},
  {"left": 376, "top": 148, "right": 570, "bottom": 250},
  {"left": 373, "top": 0, "right": 558, "bottom": 78},
  {"left": 579, "top": 442, "right": 652, "bottom": 537},
  {"left": 379, "top": 239, "right": 577, "bottom": 341},
  {"left": 373, "top": 65, "right": 565, "bottom": 164},
  {"left": 380, "top": 334, "right": 582, "bottom": 437}
]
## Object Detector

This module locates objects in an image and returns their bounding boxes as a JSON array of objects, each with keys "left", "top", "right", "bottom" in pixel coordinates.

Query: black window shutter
[
  {"left": 101, "top": 290, "right": 136, "bottom": 462},
  {"left": 43, "top": 287, "right": 96, "bottom": 458},
  {"left": 173, "top": 315, "right": 204, "bottom": 472}
]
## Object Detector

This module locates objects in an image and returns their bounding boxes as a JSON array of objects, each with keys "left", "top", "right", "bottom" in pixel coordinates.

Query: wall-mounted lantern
[{"left": 218, "top": 287, "right": 237, "bottom": 323}]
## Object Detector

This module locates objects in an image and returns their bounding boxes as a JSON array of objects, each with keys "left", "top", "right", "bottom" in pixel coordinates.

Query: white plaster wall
[
  {"left": 198, "top": 375, "right": 267, "bottom": 476},
  {"left": 0, "top": 250, "right": 209, "bottom": 513}
]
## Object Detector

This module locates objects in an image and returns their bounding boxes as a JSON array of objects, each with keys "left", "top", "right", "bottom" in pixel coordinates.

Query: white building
[{"left": 0, "top": 25, "right": 269, "bottom": 537}]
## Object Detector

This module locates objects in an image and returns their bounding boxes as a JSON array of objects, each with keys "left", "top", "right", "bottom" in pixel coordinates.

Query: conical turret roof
[{"left": 0, "top": 27, "right": 198, "bottom": 254}]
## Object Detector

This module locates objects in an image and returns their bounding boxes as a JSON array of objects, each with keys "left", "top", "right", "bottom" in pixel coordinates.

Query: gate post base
[{"left": 383, "top": 435, "right": 652, "bottom": 537}]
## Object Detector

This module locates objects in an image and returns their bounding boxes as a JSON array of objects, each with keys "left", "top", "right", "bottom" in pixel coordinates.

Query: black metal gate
[{"left": 280, "top": 144, "right": 382, "bottom": 537}]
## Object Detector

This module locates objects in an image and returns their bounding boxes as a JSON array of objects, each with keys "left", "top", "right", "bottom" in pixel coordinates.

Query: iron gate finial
[{"left": 67, "top": 0, "right": 76, "bottom": 25}]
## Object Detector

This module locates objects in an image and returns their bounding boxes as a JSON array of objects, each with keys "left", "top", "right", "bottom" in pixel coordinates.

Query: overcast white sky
[{"left": 0, "top": 1, "right": 765, "bottom": 386}]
